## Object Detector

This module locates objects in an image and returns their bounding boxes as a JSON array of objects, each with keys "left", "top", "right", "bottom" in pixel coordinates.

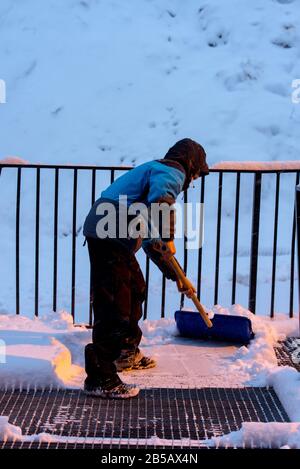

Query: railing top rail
[
  {"left": 0, "top": 162, "right": 300, "bottom": 174},
  {"left": 0, "top": 163, "right": 133, "bottom": 171}
]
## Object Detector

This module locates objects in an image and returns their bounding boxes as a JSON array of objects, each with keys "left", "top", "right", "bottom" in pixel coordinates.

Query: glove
[{"left": 142, "top": 239, "right": 178, "bottom": 281}]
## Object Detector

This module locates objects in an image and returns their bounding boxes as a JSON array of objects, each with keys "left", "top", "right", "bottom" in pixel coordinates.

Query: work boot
[
  {"left": 115, "top": 349, "right": 156, "bottom": 372},
  {"left": 84, "top": 379, "right": 139, "bottom": 399}
]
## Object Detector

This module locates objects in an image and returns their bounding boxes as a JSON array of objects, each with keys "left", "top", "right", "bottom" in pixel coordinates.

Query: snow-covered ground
[
  {"left": 0, "top": 305, "right": 298, "bottom": 392},
  {"left": 0, "top": 306, "right": 299, "bottom": 447}
]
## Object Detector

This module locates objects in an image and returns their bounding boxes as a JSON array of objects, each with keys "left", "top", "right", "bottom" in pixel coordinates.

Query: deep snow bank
[{"left": 1, "top": 0, "right": 300, "bottom": 165}]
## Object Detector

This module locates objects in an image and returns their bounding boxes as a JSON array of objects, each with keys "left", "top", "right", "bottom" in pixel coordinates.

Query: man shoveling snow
[{"left": 83, "top": 138, "right": 209, "bottom": 398}]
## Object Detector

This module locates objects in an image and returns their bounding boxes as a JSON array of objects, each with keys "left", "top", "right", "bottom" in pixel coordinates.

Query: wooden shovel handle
[{"left": 169, "top": 257, "right": 213, "bottom": 328}]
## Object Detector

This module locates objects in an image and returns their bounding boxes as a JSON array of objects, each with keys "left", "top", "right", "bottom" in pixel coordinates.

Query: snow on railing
[{"left": 211, "top": 161, "right": 300, "bottom": 171}]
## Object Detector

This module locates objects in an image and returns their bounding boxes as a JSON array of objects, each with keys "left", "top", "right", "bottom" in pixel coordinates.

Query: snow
[
  {"left": 269, "top": 367, "right": 300, "bottom": 422},
  {"left": 1, "top": 310, "right": 244, "bottom": 389},
  {"left": 0, "top": 307, "right": 299, "bottom": 402},
  {"left": 0, "top": 156, "right": 28, "bottom": 165},
  {"left": 1, "top": 0, "right": 300, "bottom": 165},
  {"left": 0, "top": 416, "right": 22, "bottom": 442},
  {"left": 0, "top": 312, "right": 89, "bottom": 388},
  {"left": 0, "top": 306, "right": 298, "bottom": 392},
  {"left": 212, "top": 161, "right": 300, "bottom": 170},
  {"left": 204, "top": 422, "right": 300, "bottom": 449}
]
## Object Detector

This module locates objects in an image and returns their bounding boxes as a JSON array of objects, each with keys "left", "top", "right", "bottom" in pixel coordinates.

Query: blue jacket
[{"left": 83, "top": 160, "right": 185, "bottom": 251}]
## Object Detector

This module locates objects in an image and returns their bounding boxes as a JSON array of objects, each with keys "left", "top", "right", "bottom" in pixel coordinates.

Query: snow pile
[
  {"left": 0, "top": 311, "right": 88, "bottom": 389},
  {"left": 0, "top": 337, "right": 82, "bottom": 389},
  {"left": 0, "top": 416, "right": 22, "bottom": 442},
  {"left": 204, "top": 422, "right": 300, "bottom": 449},
  {"left": 0, "top": 156, "right": 28, "bottom": 165},
  {"left": 213, "top": 305, "right": 300, "bottom": 422},
  {"left": 220, "top": 304, "right": 280, "bottom": 384},
  {"left": 140, "top": 318, "right": 179, "bottom": 345},
  {"left": 0, "top": 417, "right": 54, "bottom": 443},
  {"left": 269, "top": 367, "right": 300, "bottom": 422}
]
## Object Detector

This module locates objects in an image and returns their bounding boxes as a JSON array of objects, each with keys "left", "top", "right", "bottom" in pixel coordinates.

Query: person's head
[{"left": 164, "top": 138, "right": 209, "bottom": 190}]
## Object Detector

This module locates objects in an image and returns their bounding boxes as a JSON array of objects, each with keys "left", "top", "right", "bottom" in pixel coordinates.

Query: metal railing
[{"left": 0, "top": 162, "right": 299, "bottom": 323}]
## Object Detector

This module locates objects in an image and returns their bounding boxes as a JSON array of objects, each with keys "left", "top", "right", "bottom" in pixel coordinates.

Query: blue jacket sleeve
[
  {"left": 144, "top": 165, "right": 185, "bottom": 241},
  {"left": 146, "top": 165, "right": 185, "bottom": 205}
]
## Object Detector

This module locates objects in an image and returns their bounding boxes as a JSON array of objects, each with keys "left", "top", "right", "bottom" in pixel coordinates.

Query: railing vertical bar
[
  {"left": 296, "top": 184, "right": 300, "bottom": 336},
  {"left": 231, "top": 172, "right": 240, "bottom": 305},
  {"left": 16, "top": 168, "right": 22, "bottom": 315},
  {"left": 91, "top": 169, "right": 96, "bottom": 205},
  {"left": 180, "top": 190, "right": 188, "bottom": 309},
  {"left": 34, "top": 168, "right": 40, "bottom": 317},
  {"left": 270, "top": 173, "right": 281, "bottom": 318},
  {"left": 197, "top": 177, "right": 206, "bottom": 299},
  {"left": 71, "top": 169, "right": 78, "bottom": 321},
  {"left": 143, "top": 255, "right": 150, "bottom": 320},
  {"left": 53, "top": 168, "right": 59, "bottom": 312},
  {"left": 248, "top": 172, "right": 262, "bottom": 314},
  {"left": 89, "top": 169, "right": 96, "bottom": 326},
  {"left": 214, "top": 172, "right": 223, "bottom": 306},
  {"left": 289, "top": 172, "right": 300, "bottom": 318},
  {"left": 161, "top": 275, "right": 166, "bottom": 319},
  {"left": 111, "top": 169, "right": 115, "bottom": 184}
]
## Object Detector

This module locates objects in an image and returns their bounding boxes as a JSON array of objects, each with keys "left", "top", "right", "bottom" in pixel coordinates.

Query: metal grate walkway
[{"left": 0, "top": 387, "right": 289, "bottom": 449}]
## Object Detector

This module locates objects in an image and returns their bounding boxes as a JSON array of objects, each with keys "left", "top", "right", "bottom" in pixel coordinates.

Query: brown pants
[{"left": 85, "top": 237, "right": 146, "bottom": 387}]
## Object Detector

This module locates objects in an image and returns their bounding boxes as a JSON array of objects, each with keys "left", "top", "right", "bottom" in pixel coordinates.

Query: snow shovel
[
  {"left": 152, "top": 241, "right": 254, "bottom": 344},
  {"left": 168, "top": 256, "right": 213, "bottom": 328},
  {"left": 172, "top": 258, "right": 255, "bottom": 343}
]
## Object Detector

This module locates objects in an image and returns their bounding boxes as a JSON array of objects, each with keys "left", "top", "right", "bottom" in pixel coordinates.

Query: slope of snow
[{"left": 0, "top": 0, "right": 299, "bottom": 166}]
